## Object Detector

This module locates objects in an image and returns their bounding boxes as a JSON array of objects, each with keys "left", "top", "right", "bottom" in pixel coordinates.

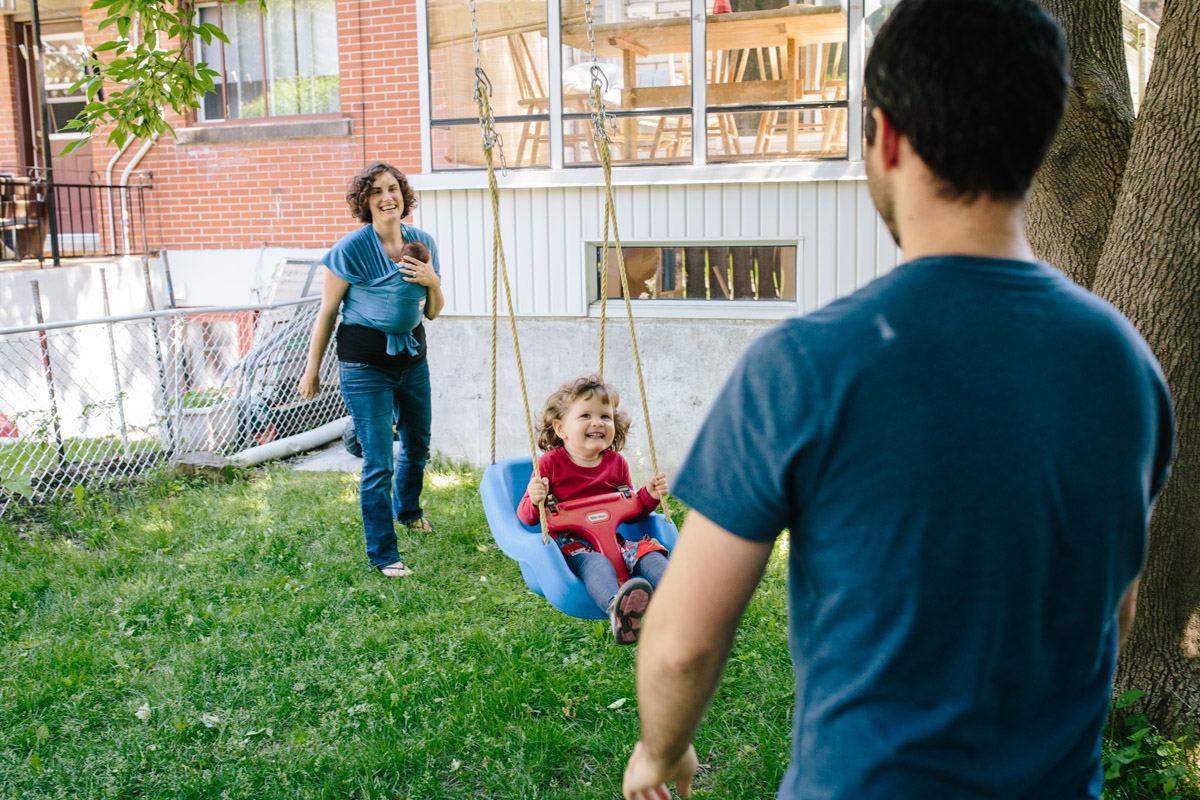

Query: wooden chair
[
  {"left": 0, "top": 177, "right": 42, "bottom": 262},
  {"left": 754, "top": 40, "right": 847, "bottom": 156}
]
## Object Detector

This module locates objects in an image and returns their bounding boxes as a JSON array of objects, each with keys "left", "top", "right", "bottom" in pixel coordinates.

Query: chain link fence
[{"left": 0, "top": 297, "right": 345, "bottom": 517}]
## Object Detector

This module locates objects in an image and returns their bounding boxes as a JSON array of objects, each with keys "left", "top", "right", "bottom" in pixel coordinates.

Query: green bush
[{"left": 1103, "top": 689, "right": 1200, "bottom": 799}]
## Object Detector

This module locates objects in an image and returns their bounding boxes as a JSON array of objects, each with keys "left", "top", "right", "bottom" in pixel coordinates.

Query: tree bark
[
  {"left": 1028, "top": 0, "right": 1135, "bottom": 288},
  {"left": 1092, "top": 0, "right": 1200, "bottom": 736}
]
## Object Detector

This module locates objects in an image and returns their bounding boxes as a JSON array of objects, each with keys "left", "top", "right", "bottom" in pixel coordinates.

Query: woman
[{"left": 299, "top": 162, "right": 444, "bottom": 578}]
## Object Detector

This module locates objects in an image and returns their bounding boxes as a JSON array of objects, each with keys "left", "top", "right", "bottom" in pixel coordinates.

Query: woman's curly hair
[
  {"left": 536, "top": 374, "right": 632, "bottom": 453},
  {"left": 345, "top": 162, "right": 417, "bottom": 223}
]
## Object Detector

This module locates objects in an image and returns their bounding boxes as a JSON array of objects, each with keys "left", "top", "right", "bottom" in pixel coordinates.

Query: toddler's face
[{"left": 553, "top": 395, "right": 616, "bottom": 460}]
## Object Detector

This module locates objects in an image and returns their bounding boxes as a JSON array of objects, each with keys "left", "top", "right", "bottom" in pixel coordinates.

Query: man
[{"left": 622, "top": 0, "right": 1175, "bottom": 798}]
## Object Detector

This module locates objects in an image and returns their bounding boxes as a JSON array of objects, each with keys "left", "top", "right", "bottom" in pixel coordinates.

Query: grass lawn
[{"left": 0, "top": 461, "right": 794, "bottom": 799}]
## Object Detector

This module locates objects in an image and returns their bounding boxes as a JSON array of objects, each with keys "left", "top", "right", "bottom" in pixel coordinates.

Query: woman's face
[{"left": 368, "top": 170, "right": 405, "bottom": 222}]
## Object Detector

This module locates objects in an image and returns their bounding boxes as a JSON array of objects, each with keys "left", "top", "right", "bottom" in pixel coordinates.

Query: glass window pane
[
  {"left": 707, "top": 107, "right": 845, "bottom": 162},
  {"left": 704, "top": 0, "right": 847, "bottom": 161},
  {"left": 41, "top": 36, "right": 88, "bottom": 90},
  {"left": 560, "top": 0, "right": 692, "bottom": 166},
  {"left": 598, "top": 245, "right": 796, "bottom": 301},
  {"left": 432, "top": 121, "right": 551, "bottom": 170},
  {"left": 427, "top": 0, "right": 549, "bottom": 169},
  {"left": 230, "top": 3, "right": 266, "bottom": 119},
  {"left": 564, "top": 114, "right": 690, "bottom": 165},
  {"left": 198, "top": 5, "right": 226, "bottom": 120},
  {"left": 267, "top": 0, "right": 341, "bottom": 116},
  {"left": 49, "top": 100, "right": 87, "bottom": 133}
]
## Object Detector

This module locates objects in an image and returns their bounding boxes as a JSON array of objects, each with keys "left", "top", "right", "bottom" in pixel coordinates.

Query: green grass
[
  {"left": 0, "top": 461, "right": 793, "bottom": 799},
  {"left": 1, "top": 436, "right": 162, "bottom": 486},
  {"left": 5, "top": 462, "right": 1193, "bottom": 799}
]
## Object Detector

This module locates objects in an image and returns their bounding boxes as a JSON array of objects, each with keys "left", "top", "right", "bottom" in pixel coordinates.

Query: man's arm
[
  {"left": 623, "top": 511, "right": 774, "bottom": 800},
  {"left": 1118, "top": 577, "right": 1140, "bottom": 654}
]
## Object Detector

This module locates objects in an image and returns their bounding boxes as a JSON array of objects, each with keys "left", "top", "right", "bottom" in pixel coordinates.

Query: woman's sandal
[{"left": 380, "top": 561, "right": 413, "bottom": 578}]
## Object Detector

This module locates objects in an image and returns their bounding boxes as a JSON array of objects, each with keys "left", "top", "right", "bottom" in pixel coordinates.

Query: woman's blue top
[{"left": 322, "top": 224, "right": 440, "bottom": 357}]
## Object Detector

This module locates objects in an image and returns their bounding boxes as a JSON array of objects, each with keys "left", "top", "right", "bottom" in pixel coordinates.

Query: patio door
[{"left": 11, "top": 18, "right": 98, "bottom": 254}]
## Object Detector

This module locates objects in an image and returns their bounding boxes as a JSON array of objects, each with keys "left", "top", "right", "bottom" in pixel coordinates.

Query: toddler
[{"left": 518, "top": 374, "right": 670, "bottom": 644}]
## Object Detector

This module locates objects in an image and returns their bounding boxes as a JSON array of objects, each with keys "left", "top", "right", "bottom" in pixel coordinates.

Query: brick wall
[
  {"left": 0, "top": 19, "right": 23, "bottom": 169},
  {"left": 81, "top": 0, "right": 424, "bottom": 252}
]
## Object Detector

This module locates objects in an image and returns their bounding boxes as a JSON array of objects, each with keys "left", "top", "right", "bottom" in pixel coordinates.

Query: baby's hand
[
  {"left": 645, "top": 472, "right": 669, "bottom": 500},
  {"left": 527, "top": 475, "right": 550, "bottom": 507}
]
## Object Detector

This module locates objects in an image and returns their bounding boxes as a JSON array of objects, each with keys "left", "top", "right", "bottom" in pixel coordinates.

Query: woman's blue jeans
[{"left": 338, "top": 359, "right": 431, "bottom": 569}]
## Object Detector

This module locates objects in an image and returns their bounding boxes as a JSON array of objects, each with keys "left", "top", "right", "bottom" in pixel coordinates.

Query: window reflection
[
  {"left": 705, "top": 0, "right": 848, "bottom": 160},
  {"left": 427, "top": 0, "right": 550, "bottom": 169},
  {"left": 598, "top": 245, "right": 796, "bottom": 302}
]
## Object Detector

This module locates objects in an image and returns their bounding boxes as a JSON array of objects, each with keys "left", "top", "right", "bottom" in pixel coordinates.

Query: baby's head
[
  {"left": 400, "top": 240, "right": 430, "bottom": 264},
  {"left": 536, "top": 373, "right": 632, "bottom": 453}
]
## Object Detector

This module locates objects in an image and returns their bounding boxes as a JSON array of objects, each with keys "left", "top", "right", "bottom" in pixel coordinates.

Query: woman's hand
[
  {"left": 401, "top": 254, "right": 440, "bottom": 288},
  {"left": 527, "top": 475, "right": 550, "bottom": 507},
  {"left": 298, "top": 368, "right": 321, "bottom": 401},
  {"left": 646, "top": 472, "right": 669, "bottom": 500}
]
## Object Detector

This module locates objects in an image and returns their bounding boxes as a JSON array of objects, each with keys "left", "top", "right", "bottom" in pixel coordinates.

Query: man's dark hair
[{"left": 864, "top": 0, "right": 1068, "bottom": 200}]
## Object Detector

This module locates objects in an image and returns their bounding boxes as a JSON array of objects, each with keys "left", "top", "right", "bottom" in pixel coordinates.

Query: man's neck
[{"left": 897, "top": 193, "right": 1036, "bottom": 264}]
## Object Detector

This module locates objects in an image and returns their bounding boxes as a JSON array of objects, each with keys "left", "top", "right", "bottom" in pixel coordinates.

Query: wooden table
[{"left": 560, "top": 5, "right": 847, "bottom": 158}]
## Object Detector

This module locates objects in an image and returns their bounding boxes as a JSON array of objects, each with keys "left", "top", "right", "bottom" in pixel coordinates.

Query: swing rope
[
  {"left": 471, "top": 1, "right": 550, "bottom": 544},
  {"left": 584, "top": 0, "right": 670, "bottom": 516}
]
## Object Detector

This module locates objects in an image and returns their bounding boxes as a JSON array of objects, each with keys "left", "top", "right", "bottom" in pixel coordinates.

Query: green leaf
[
  {"left": 1, "top": 474, "right": 33, "bottom": 499},
  {"left": 92, "top": 40, "right": 125, "bottom": 52},
  {"left": 203, "top": 22, "right": 230, "bottom": 44},
  {"left": 1115, "top": 689, "right": 1145, "bottom": 709}
]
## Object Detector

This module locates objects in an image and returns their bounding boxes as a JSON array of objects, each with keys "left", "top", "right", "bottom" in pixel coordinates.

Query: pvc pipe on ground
[{"left": 229, "top": 416, "right": 349, "bottom": 467}]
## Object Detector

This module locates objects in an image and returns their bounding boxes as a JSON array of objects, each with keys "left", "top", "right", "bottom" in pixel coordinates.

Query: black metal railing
[{"left": 0, "top": 170, "right": 153, "bottom": 263}]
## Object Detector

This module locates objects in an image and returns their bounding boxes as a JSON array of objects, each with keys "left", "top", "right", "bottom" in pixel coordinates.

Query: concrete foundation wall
[
  {"left": 424, "top": 315, "right": 774, "bottom": 482},
  {"left": 0, "top": 258, "right": 170, "bottom": 328}
]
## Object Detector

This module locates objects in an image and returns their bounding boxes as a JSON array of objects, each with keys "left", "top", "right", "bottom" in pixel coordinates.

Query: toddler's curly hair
[{"left": 536, "top": 374, "right": 632, "bottom": 453}]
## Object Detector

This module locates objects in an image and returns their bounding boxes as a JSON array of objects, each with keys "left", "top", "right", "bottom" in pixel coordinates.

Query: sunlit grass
[{"left": 0, "top": 461, "right": 792, "bottom": 799}]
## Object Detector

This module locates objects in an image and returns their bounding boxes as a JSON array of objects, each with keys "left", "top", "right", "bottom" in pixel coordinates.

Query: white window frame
[
  {"left": 414, "top": 0, "right": 866, "bottom": 186},
  {"left": 194, "top": 0, "right": 342, "bottom": 124}
]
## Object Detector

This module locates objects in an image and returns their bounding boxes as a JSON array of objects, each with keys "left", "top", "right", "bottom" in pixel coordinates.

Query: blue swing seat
[{"left": 480, "top": 456, "right": 679, "bottom": 619}]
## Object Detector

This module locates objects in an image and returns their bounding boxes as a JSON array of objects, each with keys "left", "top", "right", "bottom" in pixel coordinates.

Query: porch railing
[{"left": 0, "top": 169, "right": 153, "bottom": 263}]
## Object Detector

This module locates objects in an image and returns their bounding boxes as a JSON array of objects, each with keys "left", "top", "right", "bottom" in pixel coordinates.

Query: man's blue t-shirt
[{"left": 674, "top": 256, "right": 1173, "bottom": 799}]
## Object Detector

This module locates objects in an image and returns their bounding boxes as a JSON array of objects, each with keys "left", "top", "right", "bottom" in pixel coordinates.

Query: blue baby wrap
[{"left": 323, "top": 225, "right": 431, "bottom": 357}]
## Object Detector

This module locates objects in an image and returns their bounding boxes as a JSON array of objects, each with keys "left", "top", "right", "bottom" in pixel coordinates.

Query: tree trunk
[
  {"left": 1028, "top": 0, "right": 1135, "bottom": 288},
  {"left": 1093, "top": 0, "right": 1200, "bottom": 736}
]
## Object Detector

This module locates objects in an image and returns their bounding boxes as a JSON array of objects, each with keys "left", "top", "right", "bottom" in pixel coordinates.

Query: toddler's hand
[
  {"left": 646, "top": 472, "right": 669, "bottom": 500},
  {"left": 528, "top": 475, "right": 550, "bottom": 507}
]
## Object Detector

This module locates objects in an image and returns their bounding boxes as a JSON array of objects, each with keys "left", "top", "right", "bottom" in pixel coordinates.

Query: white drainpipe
[
  {"left": 104, "top": 140, "right": 133, "bottom": 254},
  {"left": 119, "top": 132, "right": 158, "bottom": 255}
]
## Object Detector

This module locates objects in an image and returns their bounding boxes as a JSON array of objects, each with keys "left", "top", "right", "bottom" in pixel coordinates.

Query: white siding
[{"left": 415, "top": 178, "right": 900, "bottom": 317}]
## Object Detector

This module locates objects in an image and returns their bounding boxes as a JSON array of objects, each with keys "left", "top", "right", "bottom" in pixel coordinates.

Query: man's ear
[{"left": 871, "top": 107, "right": 902, "bottom": 171}]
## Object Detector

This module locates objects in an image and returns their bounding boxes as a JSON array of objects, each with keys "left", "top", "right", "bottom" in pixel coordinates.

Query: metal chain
[
  {"left": 582, "top": 0, "right": 615, "bottom": 144},
  {"left": 470, "top": 0, "right": 507, "bottom": 174}
]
